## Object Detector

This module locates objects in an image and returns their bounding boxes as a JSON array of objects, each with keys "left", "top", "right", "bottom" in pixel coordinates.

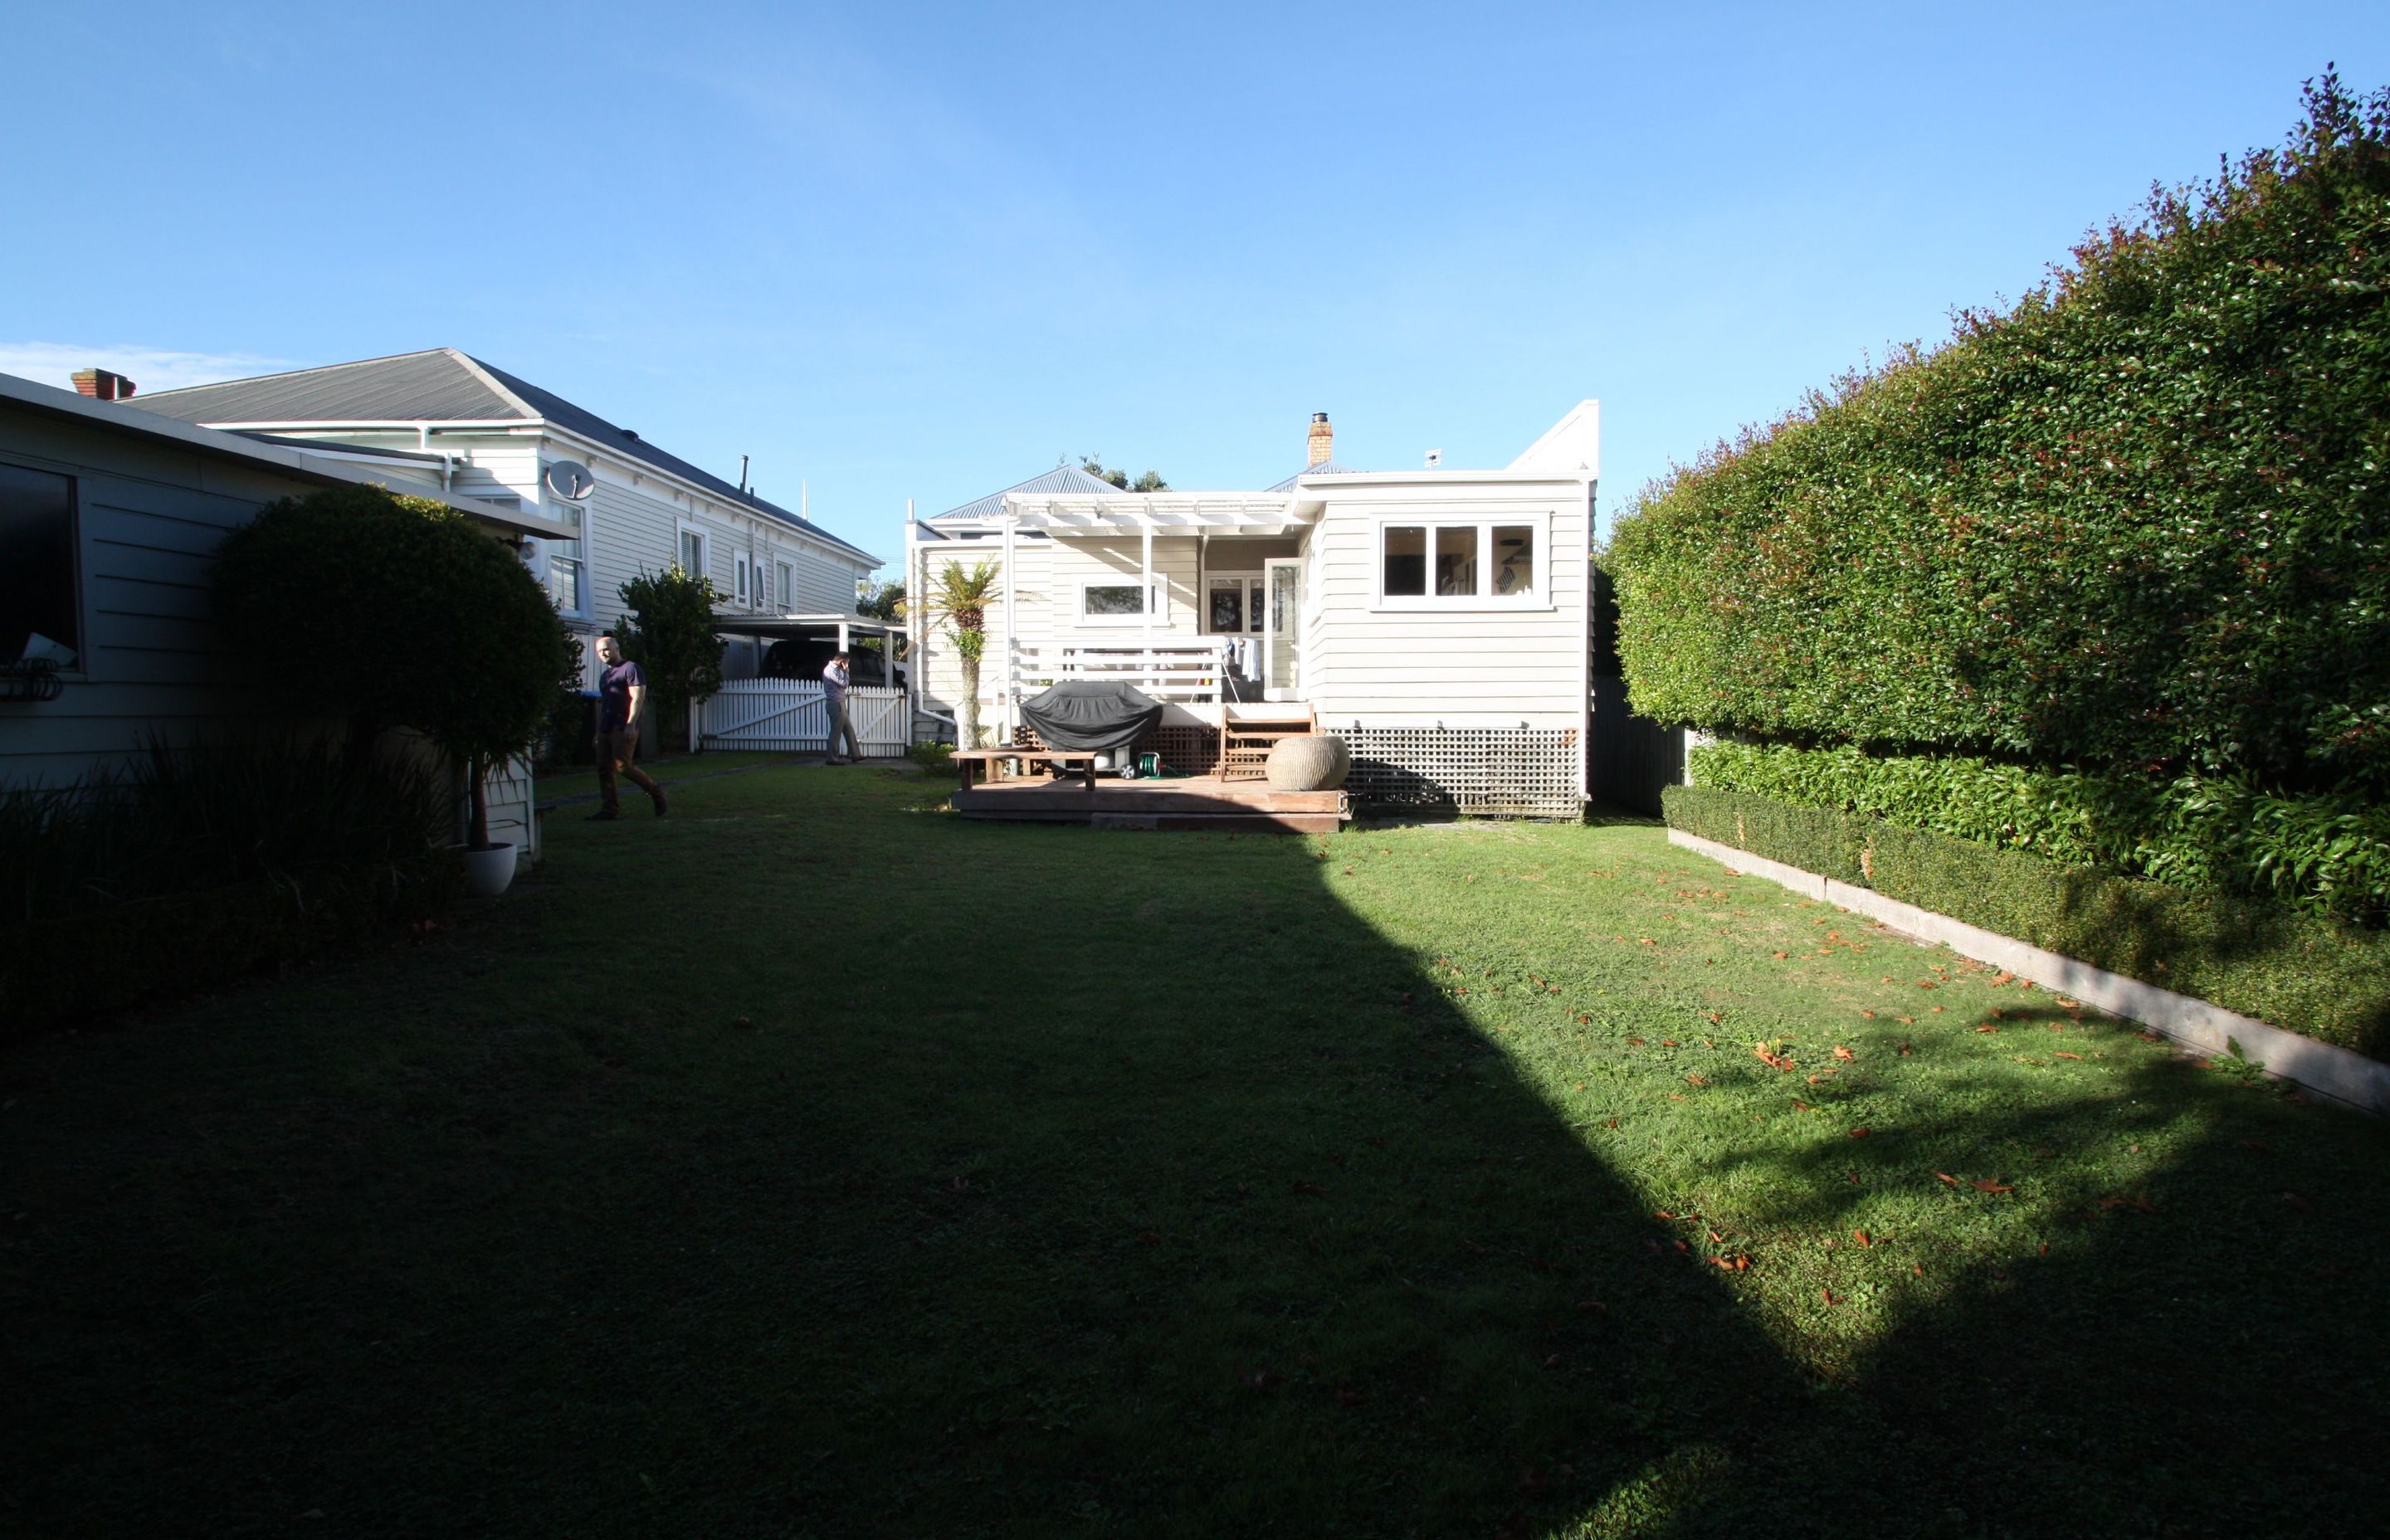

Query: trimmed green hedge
[
  {"left": 1664, "top": 785, "right": 2390, "bottom": 1060},
  {"left": 1691, "top": 740, "right": 2390, "bottom": 925},
  {"left": 1608, "top": 77, "right": 2390, "bottom": 799}
]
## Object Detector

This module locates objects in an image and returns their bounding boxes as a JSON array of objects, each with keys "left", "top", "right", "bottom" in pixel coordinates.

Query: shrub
[
  {"left": 1664, "top": 785, "right": 2390, "bottom": 1060},
  {"left": 615, "top": 566, "right": 725, "bottom": 744},
  {"left": 909, "top": 740, "right": 956, "bottom": 773},
  {"left": 215, "top": 485, "right": 573, "bottom": 848},
  {"left": 0, "top": 738, "right": 461, "bottom": 1035},
  {"left": 1607, "top": 76, "right": 2390, "bottom": 798},
  {"left": 1690, "top": 740, "right": 2390, "bottom": 925}
]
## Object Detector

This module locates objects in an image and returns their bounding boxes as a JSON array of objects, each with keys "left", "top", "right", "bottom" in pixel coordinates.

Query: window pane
[
  {"left": 679, "top": 530, "right": 702, "bottom": 573},
  {"left": 549, "top": 558, "right": 583, "bottom": 613},
  {"left": 1084, "top": 584, "right": 1145, "bottom": 616},
  {"left": 777, "top": 563, "right": 793, "bottom": 608},
  {"left": 0, "top": 462, "right": 77, "bottom": 661},
  {"left": 1207, "top": 578, "right": 1243, "bottom": 632},
  {"left": 1435, "top": 526, "right": 1478, "bottom": 597},
  {"left": 1248, "top": 578, "right": 1265, "bottom": 632},
  {"left": 1383, "top": 526, "right": 1426, "bottom": 597},
  {"left": 1491, "top": 525, "right": 1534, "bottom": 596}
]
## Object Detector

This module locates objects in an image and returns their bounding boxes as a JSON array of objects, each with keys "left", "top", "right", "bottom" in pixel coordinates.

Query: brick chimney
[
  {"left": 1306, "top": 411, "right": 1333, "bottom": 467},
  {"left": 71, "top": 368, "right": 138, "bottom": 402}
]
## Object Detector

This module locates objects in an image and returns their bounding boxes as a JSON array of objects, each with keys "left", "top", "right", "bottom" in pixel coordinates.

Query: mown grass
[{"left": 4, "top": 765, "right": 2386, "bottom": 1538}]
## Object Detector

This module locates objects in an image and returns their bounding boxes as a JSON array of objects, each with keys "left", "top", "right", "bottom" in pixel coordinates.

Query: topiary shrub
[{"left": 215, "top": 484, "right": 573, "bottom": 850}]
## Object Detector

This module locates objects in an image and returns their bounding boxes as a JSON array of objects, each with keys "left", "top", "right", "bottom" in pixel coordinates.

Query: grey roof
[
  {"left": 124, "top": 348, "right": 876, "bottom": 561},
  {"left": 931, "top": 464, "right": 1130, "bottom": 523},
  {"left": 1265, "top": 460, "right": 1359, "bottom": 492}
]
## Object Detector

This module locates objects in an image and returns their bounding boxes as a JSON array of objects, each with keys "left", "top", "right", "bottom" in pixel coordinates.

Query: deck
[{"left": 950, "top": 772, "right": 1349, "bottom": 833}]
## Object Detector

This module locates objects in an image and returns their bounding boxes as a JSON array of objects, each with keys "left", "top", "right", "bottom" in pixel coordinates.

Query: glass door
[{"left": 1263, "top": 558, "right": 1301, "bottom": 699}]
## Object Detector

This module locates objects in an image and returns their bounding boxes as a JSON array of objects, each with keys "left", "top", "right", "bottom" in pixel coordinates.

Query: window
[
  {"left": 544, "top": 502, "right": 585, "bottom": 615},
  {"left": 734, "top": 551, "right": 753, "bottom": 607},
  {"left": 1078, "top": 579, "right": 1163, "bottom": 625},
  {"left": 1375, "top": 515, "right": 1548, "bottom": 608},
  {"left": 677, "top": 525, "right": 707, "bottom": 578},
  {"left": 1383, "top": 527, "right": 1427, "bottom": 597},
  {"left": 776, "top": 560, "right": 793, "bottom": 611},
  {"left": 1204, "top": 574, "right": 1267, "bottom": 634},
  {"left": 0, "top": 462, "right": 78, "bottom": 666}
]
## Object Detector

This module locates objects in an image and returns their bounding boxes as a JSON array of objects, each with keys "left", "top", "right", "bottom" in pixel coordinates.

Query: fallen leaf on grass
[
  {"left": 1977, "top": 1024, "right": 2001, "bottom": 1034},
  {"left": 1992, "top": 970, "right": 2015, "bottom": 984},
  {"left": 2054, "top": 1051, "right": 2083, "bottom": 1060},
  {"left": 1833, "top": 1045, "right": 1856, "bottom": 1061},
  {"left": 1861, "top": 1010, "right": 1876, "bottom": 1019},
  {"left": 1972, "top": 1178, "right": 2013, "bottom": 1194},
  {"left": 1792, "top": 1099, "right": 1812, "bottom": 1112},
  {"left": 1773, "top": 951, "right": 1790, "bottom": 960},
  {"left": 1627, "top": 1037, "right": 1645, "bottom": 1045},
  {"left": 1849, "top": 1127, "right": 1871, "bottom": 1138},
  {"left": 1854, "top": 1230, "right": 1872, "bottom": 1246},
  {"left": 1821, "top": 1288, "right": 1838, "bottom": 1306},
  {"left": 2137, "top": 1031, "right": 2164, "bottom": 1043},
  {"left": 1913, "top": 1263, "right": 1924, "bottom": 1277},
  {"left": 1935, "top": 1172, "right": 1959, "bottom": 1185}
]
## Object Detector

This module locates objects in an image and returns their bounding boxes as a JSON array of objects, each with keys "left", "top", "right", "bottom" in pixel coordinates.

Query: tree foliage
[
  {"left": 213, "top": 484, "right": 573, "bottom": 848},
  {"left": 615, "top": 565, "right": 725, "bottom": 734},
  {"left": 1079, "top": 455, "right": 1168, "bottom": 493},
  {"left": 1607, "top": 74, "right": 2390, "bottom": 800},
  {"left": 925, "top": 559, "right": 1001, "bottom": 747}
]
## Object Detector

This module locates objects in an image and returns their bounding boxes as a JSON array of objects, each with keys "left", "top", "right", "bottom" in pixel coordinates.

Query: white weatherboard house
[
  {"left": 120, "top": 349, "right": 888, "bottom": 712},
  {"left": 0, "top": 368, "right": 573, "bottom": 857},
  {"left": 907, "top": 404, "right": 1599, "bottom": 816}
]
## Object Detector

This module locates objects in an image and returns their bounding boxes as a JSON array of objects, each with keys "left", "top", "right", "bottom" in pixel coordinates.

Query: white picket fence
[{"left": 699, "top": 681, "right": 909, "bottom": 756}]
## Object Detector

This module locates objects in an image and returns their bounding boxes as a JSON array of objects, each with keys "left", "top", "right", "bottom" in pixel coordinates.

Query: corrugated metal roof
[
  {"left": 1265, "top": 460, "right": 1359, "bottom": 492},
  {"left": 125, "top": 349, "right": 529, "bottom": 424},
  {"left": 931, "top": 464, "right": 1132, "bottom": 523},
  {"left": 124, "top": 348, "right": 877, "bottom": 561}
]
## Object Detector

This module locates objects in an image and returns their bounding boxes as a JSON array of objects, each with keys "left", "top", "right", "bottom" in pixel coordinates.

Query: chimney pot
[
  {"left": 1306, "top": 411, "right": 1333, "bottom": 468},
  {"left": 71, "top": 368, "right": 137, "bottom": 402}
]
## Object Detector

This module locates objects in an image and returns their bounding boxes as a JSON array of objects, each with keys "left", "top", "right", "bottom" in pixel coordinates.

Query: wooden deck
[{"left": 950, "top": 772, "right": 1350, "bottom": 833}]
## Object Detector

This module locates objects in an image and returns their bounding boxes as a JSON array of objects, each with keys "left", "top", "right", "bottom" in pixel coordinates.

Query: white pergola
[{"left": 993, "top": 490, "right": 1321, "bottom": 643}]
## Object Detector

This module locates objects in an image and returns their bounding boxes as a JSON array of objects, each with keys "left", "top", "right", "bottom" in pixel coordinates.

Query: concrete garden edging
[{"left": 1666, "top": 827, "right": 2390, "bottom": 1118}]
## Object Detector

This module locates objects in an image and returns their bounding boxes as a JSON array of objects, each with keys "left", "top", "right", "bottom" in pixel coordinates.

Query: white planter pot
[{"left": 459, "top": 842, "right": 519, "bottom": 899}]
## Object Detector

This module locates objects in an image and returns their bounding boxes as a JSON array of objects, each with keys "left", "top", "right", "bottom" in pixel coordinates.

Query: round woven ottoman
[{"left": 1265, "top": 733, "right": 1351, "bottom": 792}]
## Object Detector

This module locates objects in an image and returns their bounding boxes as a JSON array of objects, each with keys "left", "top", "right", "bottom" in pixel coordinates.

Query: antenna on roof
[
  {"left": 801, "top": 480, "right": 809, "bottom": 522},
  {"left": 739, "top": 454, "right": 750, "bottom": 495}
]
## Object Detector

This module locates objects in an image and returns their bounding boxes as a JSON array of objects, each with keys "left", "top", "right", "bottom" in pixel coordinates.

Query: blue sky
[{"left": 6, "top": 2, "right": 2383, "bottom": 571}]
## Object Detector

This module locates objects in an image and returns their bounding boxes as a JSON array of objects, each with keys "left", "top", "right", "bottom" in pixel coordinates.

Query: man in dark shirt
[
  {"left": 822, "top": 651, "right": 861, "bottom": 765},
  {"left": 593, "top": 632, "right": 667, "bottom": 820}
]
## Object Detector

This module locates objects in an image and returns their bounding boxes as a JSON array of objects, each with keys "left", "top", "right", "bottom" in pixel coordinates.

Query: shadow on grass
[{"left": 2, "top": 775, "right": 2385, "bottom": 1538}]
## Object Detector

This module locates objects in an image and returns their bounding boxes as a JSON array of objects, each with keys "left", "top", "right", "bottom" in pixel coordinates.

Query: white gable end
[{"left": 1508, "top": 399, "right": 1600, "bottom": 477}]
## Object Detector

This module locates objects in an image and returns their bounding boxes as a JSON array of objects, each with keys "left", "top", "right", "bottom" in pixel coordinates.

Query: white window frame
[
  {"left": 734, "top": 550, "right": 753, "bottom": 607},
  {"left": 1201, "top": 568, "right": 1270, "bottom": 636},
  {"left": 1369, "top": 511, "right": 1552, "bottom": 612},
  {"left": 1076, "top": 577, "right": 1168, "bottom": 627},
  {"left": 676, "top": 521, "right": 710, "bottom": 587},
  {"left": 775, "top": 558, "right": 794, "bottom": 612}
]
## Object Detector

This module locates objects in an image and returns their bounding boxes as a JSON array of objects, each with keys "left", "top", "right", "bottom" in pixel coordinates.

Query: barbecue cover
[{"left": 1017, "top": 681, "right": 1164, "bottom": 752}]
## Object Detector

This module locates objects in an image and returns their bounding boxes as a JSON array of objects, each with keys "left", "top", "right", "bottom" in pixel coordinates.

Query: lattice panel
[{"left": 1341, "top": 728, "right": 1581, "bottom": 819}]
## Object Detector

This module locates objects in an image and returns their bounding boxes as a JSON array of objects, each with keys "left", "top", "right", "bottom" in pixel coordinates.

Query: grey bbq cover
[{"left": 1017, "top": 681, "right": 1164, "bottom": 752}]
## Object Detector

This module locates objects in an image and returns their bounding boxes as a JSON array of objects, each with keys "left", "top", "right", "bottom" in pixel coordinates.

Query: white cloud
[{"left": 0, "top": 342, "right": 300, "bottom": 396}]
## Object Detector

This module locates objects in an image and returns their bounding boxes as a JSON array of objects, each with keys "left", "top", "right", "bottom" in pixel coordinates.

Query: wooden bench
[{"left": 951, "top": 747, "right": 1100, "bottom": 790}]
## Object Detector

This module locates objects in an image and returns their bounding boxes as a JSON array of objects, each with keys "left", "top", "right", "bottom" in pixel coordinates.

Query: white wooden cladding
[
  {"left": 699, "top": 681, "right": 907, "bottom": 755},
  {"left": 1007, "top": 636, "right": 1231, "bottom": 704}
]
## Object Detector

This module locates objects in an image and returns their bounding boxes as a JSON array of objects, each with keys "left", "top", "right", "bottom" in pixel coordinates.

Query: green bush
[
  {"left": 1690, "top": 740, "right": 2390, "bottom": 925},
  {"left": 1664, "top": 785, "right": 2390, "bottom": 1060},
  {"left": 908, "top": 740, "right": 955, "bottom": 773},
  {"left": 0, "top": 738, "right": 461, "bottom": 1035},
  {"left": 615, "top": 566, "right": 725, "bottom": 738},
  {"left": 1609, "top": 76, "right": 2390, "bottom": 798},
  {"left": 215, "top": 484, "right": 574, "bottom": 848}
]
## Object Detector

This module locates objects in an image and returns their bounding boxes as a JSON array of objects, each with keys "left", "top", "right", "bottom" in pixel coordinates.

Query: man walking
[
  {"left": 593, "top": 632, "right": 668, "bottom": 819},
  {"left": 822, "top": 651, "right": 862, "bottom": 765}
]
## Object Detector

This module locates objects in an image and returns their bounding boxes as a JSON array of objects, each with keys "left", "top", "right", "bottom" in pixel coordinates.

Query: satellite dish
[{"left": 544, "top": 460, "right": 596, "bottom": 501}]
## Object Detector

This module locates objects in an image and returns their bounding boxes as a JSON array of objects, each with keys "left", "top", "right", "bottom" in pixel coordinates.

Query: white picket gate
[{"left": 699, "top": 681, "right": 908, "bottom": 757}]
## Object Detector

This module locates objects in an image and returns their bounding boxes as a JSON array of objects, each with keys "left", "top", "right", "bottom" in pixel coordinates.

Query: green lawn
[{"left": 6, "top": 765, "right": 2386, "bottom": 1538}]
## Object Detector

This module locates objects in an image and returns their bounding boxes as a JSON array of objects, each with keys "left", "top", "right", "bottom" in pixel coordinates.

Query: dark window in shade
[
  {"left": 1435, "top": 527, "right": 1477, "bottom": 596},
  {"left": 1383, "top": 526, "right": 1426, "bottom": 596},
  {"left": 1207, "top": 578, "right": 1243, "bottom": 632},
  {"left": 0, "top": 462, "right": 76, "bottom": 663},
  {"left": 1084, "top": 583, "right": 1145, "bottom": 616}
]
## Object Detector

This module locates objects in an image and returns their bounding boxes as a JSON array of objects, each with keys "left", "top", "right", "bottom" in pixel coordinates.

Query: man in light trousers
[{"left": 822, "top": 651, "right": 862, "bottom": 765}]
